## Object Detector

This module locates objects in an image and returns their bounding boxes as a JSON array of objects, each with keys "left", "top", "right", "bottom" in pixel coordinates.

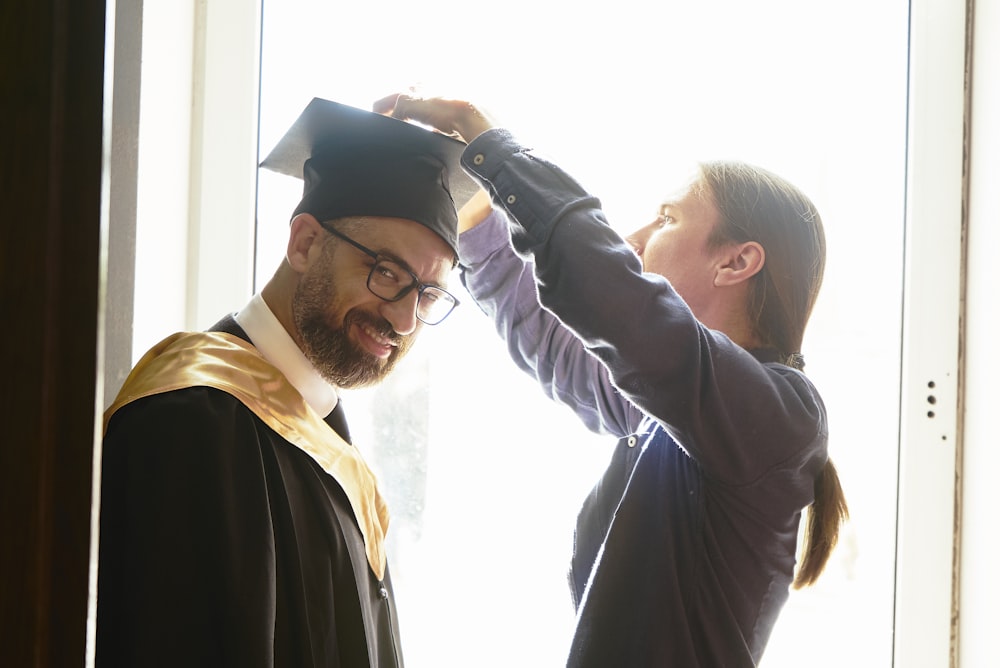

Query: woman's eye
[{"left": 656, "top": 214, "right": 673, "bottom": 228}]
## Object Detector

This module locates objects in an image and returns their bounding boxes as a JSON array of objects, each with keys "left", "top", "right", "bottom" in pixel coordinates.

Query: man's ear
[
  {"left": 714, "top": 241, "right": 765, "bottom": 287},
  {"left": 286, "top": 213, "right": 326, "bottom": 274}
]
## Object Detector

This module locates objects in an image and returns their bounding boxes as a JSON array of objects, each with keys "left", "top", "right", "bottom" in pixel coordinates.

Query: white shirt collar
[{"left": 233, "top": 293, "right": 339, "bottom": 418}]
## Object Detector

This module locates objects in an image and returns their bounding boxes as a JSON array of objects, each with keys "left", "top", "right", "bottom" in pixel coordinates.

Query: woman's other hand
[{"left": 373, "top": 93, "right": 495, "bottom": 145}]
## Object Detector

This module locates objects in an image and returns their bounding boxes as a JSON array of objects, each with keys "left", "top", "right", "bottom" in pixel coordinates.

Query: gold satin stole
[{"left": 104, "top": 331, "right": 389, "bottom": 580}]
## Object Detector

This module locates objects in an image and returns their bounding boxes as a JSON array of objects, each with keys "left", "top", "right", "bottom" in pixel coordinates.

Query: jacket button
[
  {"left": 473, "top": 154, "right": 485, "bottom": 165},
  {"left": 506, "top": 194, "right": 517, "bottom": 205},
  {"left": 627, "top": 436, "right": 637, "bottom": 447}
]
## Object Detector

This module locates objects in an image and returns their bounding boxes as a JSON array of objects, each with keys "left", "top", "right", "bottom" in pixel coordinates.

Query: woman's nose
[{"left": 625, "top": 229, "right": 647, "bottom": 257}]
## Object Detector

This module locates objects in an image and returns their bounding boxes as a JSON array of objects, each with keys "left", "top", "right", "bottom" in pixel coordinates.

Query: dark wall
[{"left": 0, "top": 0, "right": 106, "bottom": 665}]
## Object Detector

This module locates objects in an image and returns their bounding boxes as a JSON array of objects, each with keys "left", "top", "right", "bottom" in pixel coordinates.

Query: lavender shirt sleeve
[{"left": 458, "top": 209, "right": 641, "bottom": 437}]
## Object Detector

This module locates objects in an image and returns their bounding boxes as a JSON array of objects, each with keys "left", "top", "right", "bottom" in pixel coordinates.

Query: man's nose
[{"left": 379, "top": 290, "right": 420, "bottom": 336}]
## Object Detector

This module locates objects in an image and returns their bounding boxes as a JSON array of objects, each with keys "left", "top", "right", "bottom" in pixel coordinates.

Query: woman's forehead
[{"left": 659, "top": 176, "right": 712, "bottom": 214}]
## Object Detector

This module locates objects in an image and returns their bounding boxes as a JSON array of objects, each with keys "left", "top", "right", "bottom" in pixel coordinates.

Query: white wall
[{"left": 959, "top": 2, "right": 1000, "bottom": 665}]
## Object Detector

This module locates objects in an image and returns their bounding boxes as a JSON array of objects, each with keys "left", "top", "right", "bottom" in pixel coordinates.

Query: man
[{"left": 96, "top": 99, "right": 474, "bottom": 667}]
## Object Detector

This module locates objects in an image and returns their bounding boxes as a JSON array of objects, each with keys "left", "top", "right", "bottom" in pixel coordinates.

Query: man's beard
[{"left": 292, "top": 261, "right": 412, "bottom": 388}]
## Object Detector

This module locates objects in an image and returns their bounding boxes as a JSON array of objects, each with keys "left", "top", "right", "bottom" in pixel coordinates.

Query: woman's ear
[
  {"left": 286, "top": 214, "right": 326, "bottom": 273},
  {"left": 714, "top": 241, "right": 765, "bottom": 287}
]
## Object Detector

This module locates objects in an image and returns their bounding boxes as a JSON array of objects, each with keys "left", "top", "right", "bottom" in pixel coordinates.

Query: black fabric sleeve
[{"left": 97, "top": 388, "right": 282, "bottom": 667}]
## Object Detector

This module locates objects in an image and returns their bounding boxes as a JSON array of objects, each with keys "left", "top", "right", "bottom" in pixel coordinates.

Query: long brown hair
[{"left": 699, "top": 161, "right": 849, "bottom": 589}]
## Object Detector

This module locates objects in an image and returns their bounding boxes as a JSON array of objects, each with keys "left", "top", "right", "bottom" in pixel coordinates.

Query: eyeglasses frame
[{"left": 318, "top": 221, "right": 459, "bottom": 325}]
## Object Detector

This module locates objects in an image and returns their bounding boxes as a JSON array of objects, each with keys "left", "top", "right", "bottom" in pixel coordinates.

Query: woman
[{"left": 378, "top": 94, "right": 848, "bottom": 667}]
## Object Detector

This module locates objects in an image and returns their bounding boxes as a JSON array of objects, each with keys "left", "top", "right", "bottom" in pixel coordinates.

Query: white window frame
[
  {"left": 892, "top": 0, "right": 966, "bottom": 664},
  {"left": 128, "top": 0, "right": 262, "bottom": 364}
]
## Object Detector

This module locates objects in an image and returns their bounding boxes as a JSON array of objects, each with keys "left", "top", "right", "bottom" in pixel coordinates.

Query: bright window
[{"left": 251, "top": 1, "right": 909, "bottom": 666}]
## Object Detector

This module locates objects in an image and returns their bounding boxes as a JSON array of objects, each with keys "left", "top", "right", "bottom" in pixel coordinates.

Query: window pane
[{"left": 256, "top": 1, "right": 908, "bottom": 665}]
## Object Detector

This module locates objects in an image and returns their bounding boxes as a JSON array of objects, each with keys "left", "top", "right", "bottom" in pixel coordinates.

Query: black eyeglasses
[{"left": 320, "top": 223, "right": 459, "bottom": 325}]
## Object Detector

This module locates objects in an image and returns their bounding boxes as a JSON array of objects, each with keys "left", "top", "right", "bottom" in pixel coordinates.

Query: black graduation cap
[{"left": 259, "top": 98, "right": 478, "bottom": 256}]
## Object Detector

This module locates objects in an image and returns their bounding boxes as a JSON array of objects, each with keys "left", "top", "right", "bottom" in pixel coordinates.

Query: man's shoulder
[
  {"left": 106, "top": 385, "right": 252, "bottom": 433},
  {"left": 105, "top": 330, "right": 269, "bottom": 422}
]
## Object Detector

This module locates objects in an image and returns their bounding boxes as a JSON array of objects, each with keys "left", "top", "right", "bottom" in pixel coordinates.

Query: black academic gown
[{"left": 96, "top": 316, "right": 403, "bottom": 667}]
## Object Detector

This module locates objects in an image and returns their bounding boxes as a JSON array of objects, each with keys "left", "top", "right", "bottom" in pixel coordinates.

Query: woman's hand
[
  {"left": 373, "top": 93, "right": 495, "bottom": 144},
  {"left": 458, "top": 188, "right": 494, "bottom": 233}
]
